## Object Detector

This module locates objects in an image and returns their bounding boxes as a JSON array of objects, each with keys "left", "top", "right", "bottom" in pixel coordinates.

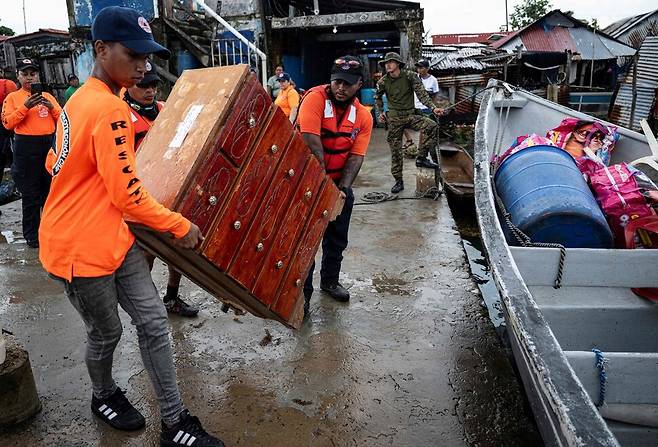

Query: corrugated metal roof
[
  {"left": 521, "top": 24, "right": 575, "bottom": 52},
  {"left": 496, "top": 10, "right": 636, "bottom": 58},
  {"left": 610, "top": 36, "right": 658, "bottom": 130},
  {"left": 568, "top": 27, "right": 615, "bottom": 60},
  {"left": 604, "top": 9, "right": 658, "bottom": 38},
  {"left": 431, "top": 32, "right": 513, "bottom": 45},
  {"left": 422, "top": 45, "right": 509, "bottom": 72}
]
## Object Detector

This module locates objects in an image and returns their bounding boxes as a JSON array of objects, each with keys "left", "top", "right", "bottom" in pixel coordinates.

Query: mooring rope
[{"left": 592, "top": 348, "right": 608, "bottom": 407}]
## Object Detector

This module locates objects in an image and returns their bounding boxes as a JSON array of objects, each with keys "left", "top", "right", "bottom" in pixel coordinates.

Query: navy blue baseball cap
[
  {"left": 92, "top": 6, "right": 170, "bottom": 59},
  {"left": 277, "top": 72, "right": 291, "bottom": 82}
]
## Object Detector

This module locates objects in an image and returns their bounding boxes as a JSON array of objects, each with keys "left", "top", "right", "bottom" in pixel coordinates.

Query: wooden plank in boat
[{"left": 510, "top": 247, "right": 658, "bottom": 288}]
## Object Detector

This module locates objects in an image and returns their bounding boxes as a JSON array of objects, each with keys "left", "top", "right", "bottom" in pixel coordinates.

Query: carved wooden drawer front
[
  {"left": 272, "top": 179, "right": 341, "bottom": 319},
  {"left": 227, "top": 137, "right": 311, "bottom": 290},
  {"left": 202, "top": 107, "right": 291, "bottom": 270},
  {"left": 177, "top": 153, "right": 237, "bottom": 235},
  {"left": 252, "top": 153, "right": 325, "bottom": 307},
  {"left": 215, "top": 75, "right": 271, "bottom": 167}
]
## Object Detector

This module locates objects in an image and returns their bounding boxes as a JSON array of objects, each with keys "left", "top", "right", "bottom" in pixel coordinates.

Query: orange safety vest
[
  {"left": 304, "top": 85, "right": 361, "bottom": 181},
  {"left": 129, "top": 101, "right": 164, "bottom": 150}
]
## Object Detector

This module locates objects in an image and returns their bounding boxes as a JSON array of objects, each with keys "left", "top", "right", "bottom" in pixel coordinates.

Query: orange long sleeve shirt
[
  {"left": 2, "top": 88, "right": 61, "bottom": 135},
  {"left": 39, "top": 77, "right": 190, "bottom": 281}
]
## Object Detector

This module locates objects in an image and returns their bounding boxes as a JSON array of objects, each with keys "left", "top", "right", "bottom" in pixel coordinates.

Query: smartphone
[{"left": 30, "top": 83, "right": 43, "bottom": 95}]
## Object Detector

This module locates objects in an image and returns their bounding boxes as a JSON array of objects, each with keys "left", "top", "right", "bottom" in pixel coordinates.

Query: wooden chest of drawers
[{"left": 130, "top": 65, "right": 342, "bottom": 329}]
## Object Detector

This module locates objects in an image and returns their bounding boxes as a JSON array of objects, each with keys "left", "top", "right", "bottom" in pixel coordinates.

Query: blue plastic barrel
[{"left": 494, "top": 145, "right": 613, "bottom": 248}]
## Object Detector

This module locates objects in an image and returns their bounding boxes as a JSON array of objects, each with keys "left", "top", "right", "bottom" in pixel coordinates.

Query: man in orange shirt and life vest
[
  {"left": 124, "top": 61, "right": 199, "bottom": 317},
  {"left": 2, "top": 58, "right": 61, "bottom": 247},
  {"left": 297, "top": 55, "right": 373, "bottom": 317},
  {"left": 38, "top": 6, "right": 224, "bottom": 446}
]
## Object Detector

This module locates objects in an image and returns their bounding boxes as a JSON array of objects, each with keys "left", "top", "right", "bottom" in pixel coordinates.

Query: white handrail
[{"left": 192, "top": 0, "right": 268, "bottom": 86}]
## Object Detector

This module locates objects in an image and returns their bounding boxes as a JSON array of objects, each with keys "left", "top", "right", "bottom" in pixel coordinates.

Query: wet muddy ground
[{"left": 0, "top": 129, "right": 541, "bottom": 446}]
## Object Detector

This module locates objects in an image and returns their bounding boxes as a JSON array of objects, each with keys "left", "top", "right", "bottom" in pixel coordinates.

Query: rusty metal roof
[
  {"left": 609, "top": 36, "right": 658, "bottom": 131},
  {"left": 430, "top": 32, "right": 513, "bottom": 46},
  {"left": 521, "top": 25, "right": 574, "bottom": 52}
]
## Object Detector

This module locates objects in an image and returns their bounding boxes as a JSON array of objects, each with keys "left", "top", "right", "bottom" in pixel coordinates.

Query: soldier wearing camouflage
[{"left": 375, "top": 52, "right": 441, "bottom": 193}]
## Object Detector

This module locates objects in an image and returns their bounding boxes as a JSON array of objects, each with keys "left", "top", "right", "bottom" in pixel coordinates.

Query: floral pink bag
[{"left": 588, "top": 163, "right": 656, "bottom": 246}]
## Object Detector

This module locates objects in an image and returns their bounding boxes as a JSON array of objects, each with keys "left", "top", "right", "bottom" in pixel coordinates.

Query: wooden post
[
  {"left": 565, "top": 50, "right": 572, "bottom": 85},
  {"left": 630, "top": 53, "right": 640, "bottom": 130},
  {"left": 516, "top": 45, "right": 522, "bottom": 85}
]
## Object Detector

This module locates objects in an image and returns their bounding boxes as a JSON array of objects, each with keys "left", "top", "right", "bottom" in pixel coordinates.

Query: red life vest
[
  {"left": 130, "top": 101, "right": 164, "bottom": 151},
  {"left": 303, "top": 85, "right": 362, "bottom": 181}
]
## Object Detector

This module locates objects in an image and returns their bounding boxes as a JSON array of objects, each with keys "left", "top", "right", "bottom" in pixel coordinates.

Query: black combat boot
[
  {"left": 415, "top": 156, "right": 438, "bottom": 170},
  {"left": 320, "top": 282, "right": 350, "bottom": 302},
  {"left": 391, "top": 179, "right": 404, "bottom": 193}
]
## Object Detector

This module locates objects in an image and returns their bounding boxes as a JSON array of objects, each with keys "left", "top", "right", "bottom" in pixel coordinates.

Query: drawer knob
[
  {"left": 275, "top": 261, "right": 283, "bottom": 269},
  {"left": 256, "top": 242, "right": 264, "bottom": 252},
  {"left": 248, "top": 115, "right": 257, "bottom": 128},
  {"left": 295, "top": 279, "right": 302, "bottom": 287},
  {"left": 304, "top": 190, "right": 312, "bottom": 199},
  {"left": 271, "top": 144, "right": 278, "bottom": 154},
  {"left": 233, "top": 221, "right": 241, "bottom": 230},
  {"left": 208, "top": 195, "right": 218, "bottom": 206},
  {"left": 287, "top": 169, "right": 295, "bottom": 177},
  {"left": 322, "top": 209, "right": 328, "bottom": 217}
]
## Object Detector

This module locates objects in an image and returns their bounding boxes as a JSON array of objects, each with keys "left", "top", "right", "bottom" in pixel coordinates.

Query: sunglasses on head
[{"left": 334, "top": 58, "right": 361, "bottom": 68}]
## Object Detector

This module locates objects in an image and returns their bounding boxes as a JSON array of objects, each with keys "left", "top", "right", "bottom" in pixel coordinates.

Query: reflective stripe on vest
[
  {"left": 306, "top": 85, "right": 359, "bottom": 180},
  {"left": 130, "top": 101, "right": 163, "bottom": 151}
]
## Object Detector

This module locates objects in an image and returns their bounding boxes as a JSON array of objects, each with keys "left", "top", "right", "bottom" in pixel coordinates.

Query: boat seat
[
  {"left": 440, "top": 146, "right": 462, "bottom": 153},
  {"left": 530, "top": 285, "right": 658, "bottom": 352},
  {"left": 511, "top": 246, "right": 658, "bottom": 288},
  {"left": 449, "top": 182, "right": 474, "bottom": 188},
  {"left": 565, "top": 350, "right": 658, "bottom": 406}
]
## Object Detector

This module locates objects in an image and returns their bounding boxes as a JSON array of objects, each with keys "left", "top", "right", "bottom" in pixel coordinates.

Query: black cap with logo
[
  {"left": 17, "top": 58, "right": 39, "bottom": 72},
  {"left": 91, "top": 6, "right": 170, "bottom": 59},
  {"left": 415, "top": 59, "right": 430, "bottom": 68},
  {"left": 137, "top": 59, "right": 160, "bottom": 86},
  {"left": 330, "top": 56, "right": 363, "bottom": 85}
]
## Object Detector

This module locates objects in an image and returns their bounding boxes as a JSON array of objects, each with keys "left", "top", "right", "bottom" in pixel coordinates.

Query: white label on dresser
[{"left": 166, "top": 104, "right": 205, "bottom": 156}]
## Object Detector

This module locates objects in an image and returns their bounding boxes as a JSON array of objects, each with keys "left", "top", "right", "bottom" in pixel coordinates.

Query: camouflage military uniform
[{"left": 375, "top": 69, "right": 438, "bottom": 180}]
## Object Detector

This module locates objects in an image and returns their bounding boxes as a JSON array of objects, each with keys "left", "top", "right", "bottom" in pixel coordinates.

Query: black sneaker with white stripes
[
  {"left": 161, "top": 410, "right": 224, "bottom": 447},
  {"left": 91, "top": 388, "right": 145, "bottom": 431}
]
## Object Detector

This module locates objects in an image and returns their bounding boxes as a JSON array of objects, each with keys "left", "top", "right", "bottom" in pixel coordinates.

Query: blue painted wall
[{"left": 73, "top": 0, "right": 156, "bottom": 27}]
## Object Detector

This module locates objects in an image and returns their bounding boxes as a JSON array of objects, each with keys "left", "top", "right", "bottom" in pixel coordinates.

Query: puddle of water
[
  {"left": 371, "top": 273, "right": 411, "bottom": 296},
  {"left": 461, "top": 237, "right": 505, "bottom": 328}
]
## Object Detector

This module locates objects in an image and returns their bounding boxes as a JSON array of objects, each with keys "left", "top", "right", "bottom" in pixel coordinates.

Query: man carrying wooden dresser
[
  {"left": 297, "top": 55, "right": 373, "bottom": 317},
  {"left": 39, "top": 6, "right": 224, "bottom": 446}
]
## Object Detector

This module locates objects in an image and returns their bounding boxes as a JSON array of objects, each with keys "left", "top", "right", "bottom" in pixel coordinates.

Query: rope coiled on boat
[{"left": 592, "top": 348, "right": 608, "bottom": 407}]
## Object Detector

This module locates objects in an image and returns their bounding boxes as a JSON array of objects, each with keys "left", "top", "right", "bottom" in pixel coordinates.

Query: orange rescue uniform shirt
[
  {"left": 297, "top": 89, "right": 372, "bottom": 157},
  {"left": 274, "top": 85, "right": 300, "bottom": 117},
  {"left": 2, "top": 88, "right": 61, "bottom": 135},
  {"left": 39, "top": 77, "right": 190, "bottom": 281},
  {"left": 0, "top": 79, "right": 18, "bottom": 105}
]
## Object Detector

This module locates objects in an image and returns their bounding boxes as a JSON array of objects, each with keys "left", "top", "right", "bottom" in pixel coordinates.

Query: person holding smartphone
[{"left": 1, "top": 58, "right": 61, "bottom": 247}]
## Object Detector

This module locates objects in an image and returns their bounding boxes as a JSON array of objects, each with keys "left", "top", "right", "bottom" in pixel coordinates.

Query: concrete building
[{"left": 64, "top": 0, "right": 425, "bottom": 91}]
